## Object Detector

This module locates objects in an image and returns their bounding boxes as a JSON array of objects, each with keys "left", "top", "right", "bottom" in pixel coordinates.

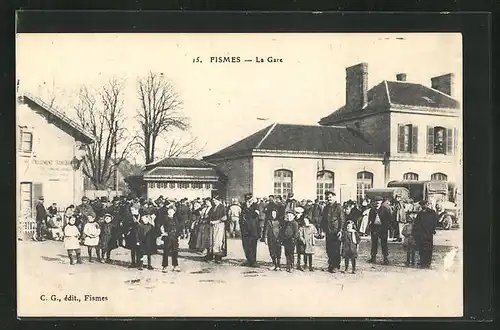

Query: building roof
[
  {"left": 19, "top": 93, "right": 94, "bottom": 144},
  {"left": 143, "top": 167, "right": 219, "bottom": 181},
  {"left": 144, "top": 157, "right": 215, "bottom": 170},
  {"left": 319, "top": 80, "right": 460, "bottom": 125},
  {"left": 204, "top": 123, "right": 382, "bottom": 159}
]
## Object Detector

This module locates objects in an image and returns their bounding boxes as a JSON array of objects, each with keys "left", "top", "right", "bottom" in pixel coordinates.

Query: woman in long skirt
[
  {"left": 196, "top": 198, "right": 212, "bottom": 253},
  {"left": 188, "top": 201, "right": 202, "bottom": 250},
  {"left": 207, "top": 196, "right": 227, "bottom": 263}
]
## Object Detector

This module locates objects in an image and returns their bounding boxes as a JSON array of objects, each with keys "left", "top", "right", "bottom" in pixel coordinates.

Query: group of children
[
  {"left": 63, "top": 213, "right": 116, "bottom": 265},
  {"left": 264, "top": 206, "right": 361, "bottom": 274},
  {"left": 62, "top": 204, "right": 183, "bottom": 273}
]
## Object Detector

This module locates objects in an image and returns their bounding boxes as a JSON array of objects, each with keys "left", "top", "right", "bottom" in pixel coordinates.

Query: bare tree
[
  {"left": 75, "top": 79, "right": 136, "bottom": 189},
  {"left": 162, "top": 136, "right": 207, "bottom": 159},
  {"left": 136, "top": 71, "right": 188, "bottom": 164}
]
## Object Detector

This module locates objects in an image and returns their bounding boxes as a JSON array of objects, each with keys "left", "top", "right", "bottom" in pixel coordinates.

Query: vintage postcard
[{"left": 16, "top": 32, "right": 463, "bottom": 317}]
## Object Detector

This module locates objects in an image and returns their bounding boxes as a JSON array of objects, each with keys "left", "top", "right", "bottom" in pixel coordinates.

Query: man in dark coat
[
  {"left": 414, "top": 200, "right": 438, "bottom": 268},
  {"left": 35, "top": 196, "right": 47, "bottom": 241},
  {"left": 260, "top": 195, "right": 277, "bottom": 242},
  {"left": 274, "top": 196, "right": 286, "bottom": 223},
  {"left": 176, "top": 198, "right": 191, "bottom": 239},
  {"left": 240, "top": 193, "right": 260, "bottom": 267},
  {"left": 367, "top": 196, "right": 393, "bottom": 265},
  {"left": 74, "top": 196, "right": 96, "bottom": 233},
  {"left": 320, "top": 191, "right": 345, "bottom": 272}
]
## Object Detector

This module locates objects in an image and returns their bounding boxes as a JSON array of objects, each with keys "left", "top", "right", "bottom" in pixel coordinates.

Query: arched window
[
  {"left": 316, "top": 171, "right": 334, "bottom": 201},
  {"left": 431, "top": 172, "right": 448, "bottom": 181},
  {"left": 356, "top": 171, "right": 373, "bottom": 202},
  {"left": 274, "top": 169, "right": 293, "bottom": 200},
  {"left": 403, "top": 172, "right": 419, "bottom": 181}
]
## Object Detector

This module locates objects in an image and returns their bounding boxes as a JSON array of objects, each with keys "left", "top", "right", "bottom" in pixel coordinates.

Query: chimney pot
[{"left": 396, "top": 73, "right": 407, "bottom": 82}]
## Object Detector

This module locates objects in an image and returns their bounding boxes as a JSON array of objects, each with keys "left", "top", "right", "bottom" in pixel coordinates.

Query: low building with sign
[
  {"left": 127, "top": 158, "right": 223, "bottom": 201},
  {"left": 17, "top": 93, "right": 94, "bottom": 237}
]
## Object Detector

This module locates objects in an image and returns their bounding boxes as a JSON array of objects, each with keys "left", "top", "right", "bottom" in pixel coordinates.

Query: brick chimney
[
  {"left": 345, "top": 63, "right": 368, "bottom": 110},
  {"left": 431, "top": 73, "right": 455, "bottom": 97},
  {"left": 396, "top": 73, "right": 407, "bottom": 82}
]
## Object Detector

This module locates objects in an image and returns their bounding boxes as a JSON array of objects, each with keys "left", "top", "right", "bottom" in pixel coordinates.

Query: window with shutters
[
  {"left": 316, "top": 171, "right": 334, "bottom": 201},
  {"left": 356, "top": 171, "right": 373, "bottom": 202},
  {"left": 19, "top": 127, "right": 33, "bottom": 153},
  {"left": 274, "top": 169, "right": 293, "bottom": 200},
  {"left": 403, "top": 172, "right": 419, "bottom": 181},
  {"left": 427, "top": 126, "right": 454, "bottom": 155},
  {"left": 397, "top": 124, "right": 418, "bottom": 153},
  {"left": 431, "top": 173, "right": 448, "bottom": 181}
]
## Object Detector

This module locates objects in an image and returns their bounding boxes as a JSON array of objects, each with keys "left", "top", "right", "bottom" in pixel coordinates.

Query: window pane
[{"left": 434, "top": 127, "right": 446, "bottom": 154}]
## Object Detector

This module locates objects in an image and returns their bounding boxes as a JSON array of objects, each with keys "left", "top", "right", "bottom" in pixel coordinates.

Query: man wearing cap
[
  {"left": 240, "top": 193, "right": 260, "bottom": 267},
  {"left": 75, "top": 196, "right": 96, "bottom": 233},
  {"left": 391, "top": 194, "right": 406, "bottom": 242},
  {"left": 227, "top": 198, "right": 242, "bottom": 238},
  {"left": 414, "top": 200, "right": 438, "bottom": 268},
  {"left": 284, "top": 192, "right": 297, "bottom": 215},
  {"left": 321, "top": 191, "right": 345, "bottom": 273},
  {"left": 367, "top": 196, "right": 393, "bottom": 265},
  {"left": 35, "top": 196, "right": 47, "bottom": 241}
]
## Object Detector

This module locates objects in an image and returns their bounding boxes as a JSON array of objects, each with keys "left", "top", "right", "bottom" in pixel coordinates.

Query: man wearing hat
[
  {"left": 367, "top": 196, "right": 393, "bottom": 265},
  {"left": 320, "top": 191, "right": 345, "bottom": 273},
  {"left": 35, "top": 196, "right": 47, "bottom": 241},
  {"left": 240, "top": 193, "right": 260, "bottom": 267},
  {"left": 413, "top": 200, "right": 438, "bottom": 268}
]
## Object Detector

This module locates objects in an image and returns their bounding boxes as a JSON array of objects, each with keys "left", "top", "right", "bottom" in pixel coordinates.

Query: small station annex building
[{"left": 17, "top": 93, "right": 94, "bottom": 237}]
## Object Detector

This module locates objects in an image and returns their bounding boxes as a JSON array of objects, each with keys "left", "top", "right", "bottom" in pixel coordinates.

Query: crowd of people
[{"left": 32, "top": 190, "right": 440, "bottom": 274}]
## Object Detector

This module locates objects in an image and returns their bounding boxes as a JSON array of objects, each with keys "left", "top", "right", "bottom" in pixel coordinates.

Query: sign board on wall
[{"left": 20, "top": 158, "right": 73, "bottom": 182}]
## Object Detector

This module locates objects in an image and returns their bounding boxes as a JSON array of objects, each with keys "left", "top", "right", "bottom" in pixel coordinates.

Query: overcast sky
[{"left": 16, "top": 33, "right": 462, "bottom": 163}]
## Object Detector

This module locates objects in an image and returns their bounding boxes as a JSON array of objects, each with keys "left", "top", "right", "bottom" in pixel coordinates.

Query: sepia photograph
[{"left": 16, "top": 32, "right": 463, "bottom": 317}]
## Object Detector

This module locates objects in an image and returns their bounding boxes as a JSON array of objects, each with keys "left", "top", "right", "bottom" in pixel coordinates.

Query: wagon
[{"left": 364, "top": 187, "right": 410, "bottom": 202}]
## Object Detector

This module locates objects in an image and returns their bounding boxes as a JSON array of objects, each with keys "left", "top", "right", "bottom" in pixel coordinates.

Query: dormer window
[{"left": 421, "top": 96, "right": 435, "bottom": 104}]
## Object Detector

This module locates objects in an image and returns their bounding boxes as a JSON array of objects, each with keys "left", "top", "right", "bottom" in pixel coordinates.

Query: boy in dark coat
[
  {"left": 136, "top": 212, "right": 156, "bottom": 270},
  {"left": 160, "top": 206, "right": 181, "bottom": 272},
  {"left": 280, "top": 210, "right": 299, "bottom": 272},
  {"left": 98, "top": 213, "right": 118, "bottom": 263},
  {"left": 265, "top": 209, "right": 282, "bottom": 270},
  {"left": 124, "top": 208, "right": 141, "bottom": 268}
]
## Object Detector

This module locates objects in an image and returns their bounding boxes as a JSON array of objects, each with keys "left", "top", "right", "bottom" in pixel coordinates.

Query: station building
[{"left": 203, "top": 63, "right": 461, "bottom": 203}]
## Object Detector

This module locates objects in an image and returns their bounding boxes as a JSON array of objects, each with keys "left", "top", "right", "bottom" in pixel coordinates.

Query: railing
[{"left": 18, "top": 210, "right": 66, "bottom": 240}]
